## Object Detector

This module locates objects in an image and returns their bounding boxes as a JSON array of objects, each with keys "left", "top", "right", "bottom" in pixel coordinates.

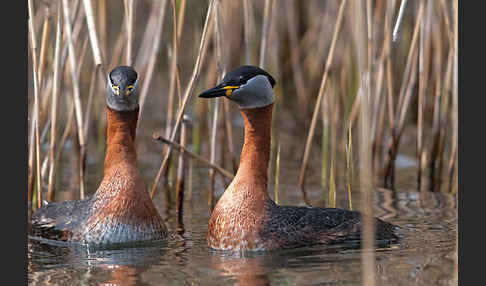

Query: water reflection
[
  {"left": 28, "top": 239, "right": 167, "bottom": 285},
  {"left": 206, "top": 243, "right": 370, "bottom": 285},
  {"left": 209, "top": 252, "right": 272, "bottom": 285}
]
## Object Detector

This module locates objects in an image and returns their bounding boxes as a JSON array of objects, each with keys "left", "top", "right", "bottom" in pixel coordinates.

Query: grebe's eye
[{"left": 111, "top": 84, "right": 120, "bottom": 95}]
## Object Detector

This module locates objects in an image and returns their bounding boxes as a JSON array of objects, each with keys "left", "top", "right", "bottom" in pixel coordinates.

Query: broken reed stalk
[
  {"left": 150, "top": 0, "right": 216, "bottom": 198},
  {"left": 259, "top": 0, "right": 272, "bottom": 69},
  {"left": 62, "top": 0, "right": 86, "bottom": 198},
  {"left": 138, "top": 0, "right": 168, "bottom": 120},
  {"left": 297, "top": 0, "right": 347, "bottom": 204},
  {"left": 175, "top": 116, "right": 189, "bottom": 222},
  {"left": 28, "top": 0, "right": 43, "bottom": 209},
  {"left": 47, "top": 4, "right": 63, "bottom": 202},
  {"left": 153, "top": 133, "right": 235, "bottom": 180}
]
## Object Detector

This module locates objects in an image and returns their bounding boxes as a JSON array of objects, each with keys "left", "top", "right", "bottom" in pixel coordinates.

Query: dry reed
[{"left": 28, "top": 0, "right": 42, "bottom": 209}]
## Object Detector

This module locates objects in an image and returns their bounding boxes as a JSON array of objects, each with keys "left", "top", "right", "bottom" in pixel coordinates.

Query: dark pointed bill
[
  {"left": 198, "top": 84, "right": 227, "bottom": 98},
  {"left": 198, "top": 83, "right": 240, "bottom": 98}
]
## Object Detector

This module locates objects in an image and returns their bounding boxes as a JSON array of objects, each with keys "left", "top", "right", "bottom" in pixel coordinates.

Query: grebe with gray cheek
[{"left": 199, "top": 65, "right": 399, "bottom": 252}]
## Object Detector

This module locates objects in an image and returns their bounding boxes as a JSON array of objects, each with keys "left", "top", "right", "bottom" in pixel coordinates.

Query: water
[{"left": 28, "top": 150, "right": 457, "bottom": 285}]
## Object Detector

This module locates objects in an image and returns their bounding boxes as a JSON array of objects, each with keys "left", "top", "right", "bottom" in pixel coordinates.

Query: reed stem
[
  {"left": 259, "top": 0, "right": 272, "bottom": 69},
  {"left": 28, "top": 0, "right": 43, "bottom": 209},
  {"left": 62, "top": 0, "right": 86, "bottom": 198},
  {"left": 47, "top": 4, "right": 63, "bottom": 202},
  {"left": 138, "top": 0, "right": 168, "bottom": 120},
  {"left": 298, "top": 0, "right": 347, "bottom": 204}
]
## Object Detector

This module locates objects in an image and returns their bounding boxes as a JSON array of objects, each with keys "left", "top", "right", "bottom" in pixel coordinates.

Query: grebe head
[
  {"left": 106, "top": 66, "right": 139, "bottom": 111},
  {"left": 198, "top": 65, "right": 276, "bottom": 109}
]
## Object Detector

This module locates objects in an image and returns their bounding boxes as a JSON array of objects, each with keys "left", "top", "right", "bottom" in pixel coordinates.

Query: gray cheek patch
[{"left": 231, "top": 75, "right": 275, "bottom": 109}]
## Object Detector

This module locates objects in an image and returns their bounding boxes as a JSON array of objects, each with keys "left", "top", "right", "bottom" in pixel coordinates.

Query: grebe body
[{"left": 30, "top": 66, "right": 168, "bottom": 246}]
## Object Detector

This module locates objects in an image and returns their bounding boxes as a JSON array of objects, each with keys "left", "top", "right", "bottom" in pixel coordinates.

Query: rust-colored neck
[
  {"left": 104, "top": 106, "right": 139, "bottom": 172},
  {"left": 234, "top": 104, "right": 273, "bottom": 189}
]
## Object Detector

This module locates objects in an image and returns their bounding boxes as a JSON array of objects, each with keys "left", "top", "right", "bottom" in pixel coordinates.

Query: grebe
[
  {"left": 29, "top": 66, "right": 168, "bottom": 246},
  {"left": 199, "top": 65, "right": 398, "bottom": 251}
]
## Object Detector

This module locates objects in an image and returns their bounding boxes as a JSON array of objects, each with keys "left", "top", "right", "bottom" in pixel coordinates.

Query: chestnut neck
[
  {"left": 233, "top": 104, "right": 273, "bottom": 189},
  {"left": 103, "top": 106, "right": 139, "bottom": 172}
]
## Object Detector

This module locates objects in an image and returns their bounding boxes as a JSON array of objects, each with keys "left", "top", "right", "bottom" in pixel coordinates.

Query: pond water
[{"left": 28, "top": 135, "right": 458, "bottom": 286}]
